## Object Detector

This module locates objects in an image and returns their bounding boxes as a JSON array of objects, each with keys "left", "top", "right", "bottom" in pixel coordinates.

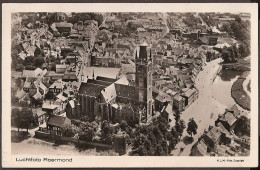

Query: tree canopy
[
  {"left": 119, "top": 120, "right": 128, "bottom": 131},
  {"left": 69, "top": 13, "right": 103, "bottom": 26},
  {"left": 61, "top": 124, "right": 81, "bottom": 137},
  {"left": 221, "top": 45, "right": 240, "bottom": 63},
  {"left": 34, "top": 57, "right": 45, "bottom": 68},
  {"left": 186, "top": 118, "right": 198, "bottom": 137},
  {"left": 175, "top": 119, "right": 186, "bottom": 138},
  {"left": 234, "top": 116, "right": 250, "bottom": 137},
  {"left": 219, "top": 17, "right": 250, "bottom": 59},
  {"left": 100, "top": 120, "right": 113, "bottom": 144},
  {"left": 11, "top": 107, "right": 36, "bottom": 133},
  {"left": 131, "top": 115, "right": 178, "bottom": 156}
]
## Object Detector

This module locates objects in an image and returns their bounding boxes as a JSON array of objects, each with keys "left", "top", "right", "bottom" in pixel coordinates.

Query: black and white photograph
[{"left": 2, "top": 3, "right": 258, "bottom": 168}]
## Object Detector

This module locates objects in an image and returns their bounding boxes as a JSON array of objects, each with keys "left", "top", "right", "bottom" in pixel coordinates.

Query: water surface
[{"left": 211, "top": 69, "right": 243, "bottom": 108}]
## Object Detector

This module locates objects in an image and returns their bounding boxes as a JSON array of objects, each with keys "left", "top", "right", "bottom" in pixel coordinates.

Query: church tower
[{"left": 135, "top": 42, "right": 153, "bottom": 122}]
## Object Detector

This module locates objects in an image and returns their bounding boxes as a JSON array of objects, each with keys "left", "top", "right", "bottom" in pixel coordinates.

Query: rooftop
[
  {"left": 78, "top": 82, "right": 106, "bottom": 97},
  {"left": 206, "top": 127, "right": 222, "bottom": 143},
  {"left": 47, "top": 115, "right": 71, "bottom": 128}
]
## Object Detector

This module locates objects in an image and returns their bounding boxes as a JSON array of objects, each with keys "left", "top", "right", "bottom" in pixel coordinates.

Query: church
[{"left": 66, "top": 42, "right": 153, "bottom": 125}]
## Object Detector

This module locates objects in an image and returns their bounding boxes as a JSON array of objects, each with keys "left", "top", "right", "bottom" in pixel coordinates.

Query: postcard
[{"left": 2, "top": 3, "right": 258, "bottom": 168}]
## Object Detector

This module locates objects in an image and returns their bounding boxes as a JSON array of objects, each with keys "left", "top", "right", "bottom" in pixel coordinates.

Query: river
[
  {"left": 172, "top": 59, "right": 250, "bottom": 156},
  {"left": 211, "top": 69, "right": 244, "bottom": 109}
]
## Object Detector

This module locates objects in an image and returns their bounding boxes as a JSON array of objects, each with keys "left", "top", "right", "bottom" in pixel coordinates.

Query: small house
[
  {"left": 49, "top": 80, "right": 64, "bottom": 95},
  {"left": 33, "top": 109, "right": 47, "bottom": 126},
  {"left": 190, "top": 140, "right": 208, "bottom": 156},
  {"left": 215, "top": 111, "right": 237, "bottom": 132},
  {"left": 46, "top": 115, "right": 71, "bottom": 136}
]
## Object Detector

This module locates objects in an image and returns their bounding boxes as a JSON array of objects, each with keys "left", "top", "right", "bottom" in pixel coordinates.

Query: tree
[
  {"left": 100, "top": 120, "right": 113, "bottom": 144},
  {"left": 34, "top": 47, "right": 45, "bottom": 58},
  {"left": 93, "top": 13, "right": 103, "bottom": 26},
  {"left": 78, "top": 122, "right": 95, "bottom": 142},
  {"left": 132, "top": 134, "right": 149, "bottom": 156},
  {"left": 154, "top": 144, "right": 165, "bottom": 156},
  {"left": 143, "top": 137, "right": 154, "bottom": 155},
  {"left": 11, "top": 108, "right": 20, "bottom": 131},
  {"left": 82, "top": 127, "right": 95, "bottom": 142},
  {"left": 45, "top": 91, "right": 56, "bottom": 100},
  {"left": 49, "top": 62, "right": 56, "bottom": 71},
  {"left": 69, "top": 13, "right": 103, "bottom": 26},
  {"left": 161, "top": 140, "right": 169, "bottom": 155},
  {"left": 234, "top": 116, "right": 250, "bottom": 137},
  {"left": 166, "top": 128, "right": 178, "bottom": 152},
  {"left": 136, "top": 145, "right": 148, "bottom": 156},
  {"left": 46, "top": 13, "right": 57, "bottom": 27},
  {"left": 23, "top": 56, "right": 35, "bottom": 66},
  {"left": 234, "top": 16, "right": 242, "bottom": 23},
  {"left": 15, "top": 78, "right": 23, "bottom": 89},
  {"left": 45, "top": 57, "right": 50, "bottom": 64},
  {"left": 25, "top": 65, "right": 37, "bottom": 70},
  {"left": 131, "top": 115, "right": 174, "bottom": 156},
  {"left": 221, "top": 45, "right": 239, "bottom": 63},
  {"left": 34, "top": 57, "right": 45, "bottom": 68},
  {"left": 151, "top": 125, "right": 164, "bottom": 141},
  {"left": 154, "top": 116, "right": 169, "bottom": 137},
  {"left": 32, "top": 98, "right": 43, "bottom": 107},
  {"left": 62, "top": 124, "right": 81, "bottom": 137},
  {"left": 16, "top": 64, "right": 25, "bottom": 71},
  {"left": 11, "top": 88, "right": 19, "bottom": 105},
  {"left": 186, "top": 118, "right": 198, "bottom": 137},
  {"left": 175, "top": 119, "right": 186, "bottom": 138},
  {"left": 119, "top": 120, "right": 128, "bottom": 131},
  {"left": 127, "top": 22, "right": 142, "bottom": 32},
  {"left": 231, "top": 21, "right": 249, "bottom": 42},
  {"left": 19, "top": 107, "right": 36, "bottom": 133},
  {"left": 239, "top": 43, "right": 250, "bottom": 58},
  {"left": 174, "top": 111, "right": 181, "bottom": 122},
  {"left": 220, "top": 22, "right": 232, "bottom": 35}
]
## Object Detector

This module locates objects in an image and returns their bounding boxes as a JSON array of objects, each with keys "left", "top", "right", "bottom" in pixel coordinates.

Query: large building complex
[{"left": 67, "top": 43, "right": 153, "bottom": 125}]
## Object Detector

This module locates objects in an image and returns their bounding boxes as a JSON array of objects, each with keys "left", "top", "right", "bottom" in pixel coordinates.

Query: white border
[{"left": 2, "top": 3, "right": 258, "bottom": 168}]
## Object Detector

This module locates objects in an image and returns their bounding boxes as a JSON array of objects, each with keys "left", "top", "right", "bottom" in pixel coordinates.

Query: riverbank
[
  {"left": 222, "top": 63, "right": 250, "bottom": 72},
  {"left": 243, "top": 73, "right": 251, "bottom": 96},
  {"left": 231, "top": 73, "right": 250, "bottom": 111},
  {"left": 221, "top": 57, "right": 250, "bottom": 72}
]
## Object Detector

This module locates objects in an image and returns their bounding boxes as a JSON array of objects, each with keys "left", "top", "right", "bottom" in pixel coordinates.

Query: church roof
[
  {"left": 114, "top": 84, "right": 138, "bottom": 101},
  {"left": 87, "top": 79, "right": 112, "bottom": 86},
  {"left": 114, "top": 76, "right": 129, "bottom": 85},
  {"left": 78, "top": 82, "right": 106, "bottom": 97},
  {"left": 101, "top": 84, "right": 117, "bottom": 103},
  {"left": 96, "top": 76, "right": 117, "bottom": 83}
]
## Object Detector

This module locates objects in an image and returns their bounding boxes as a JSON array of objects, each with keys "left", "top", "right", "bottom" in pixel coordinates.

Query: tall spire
[
  {"left": 92, "top": 68, "right": 95, "bottom": 79},
  {"left": 139, "top": 43, "right": 147, "bottom": 61}
]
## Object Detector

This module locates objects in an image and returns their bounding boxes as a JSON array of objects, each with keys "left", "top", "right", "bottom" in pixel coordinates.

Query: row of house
[{"left": 191, "top": 105, "right": 249, "bottom": 156}]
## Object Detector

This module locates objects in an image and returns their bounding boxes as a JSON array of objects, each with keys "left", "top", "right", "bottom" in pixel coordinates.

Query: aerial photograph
[{"left": 10, "top": 12, "right": 251, "bottom": 156}]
